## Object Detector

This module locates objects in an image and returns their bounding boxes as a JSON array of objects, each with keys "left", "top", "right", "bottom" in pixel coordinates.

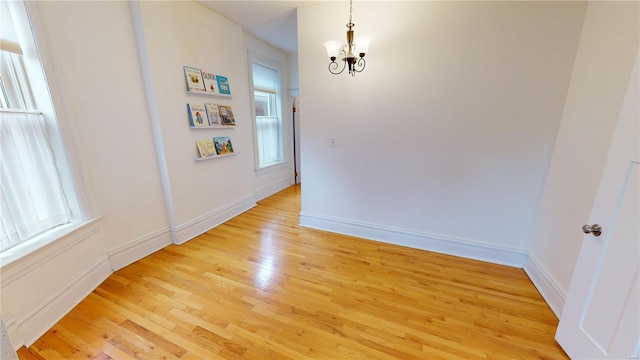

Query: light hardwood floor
[{"left": 18, "top": 185, "right": 568, "bottom": 359}]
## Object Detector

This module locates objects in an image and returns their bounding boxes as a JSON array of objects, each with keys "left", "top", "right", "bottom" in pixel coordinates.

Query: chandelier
[{"left": 324, "top": 0, "right": 370, "bottom": 76}]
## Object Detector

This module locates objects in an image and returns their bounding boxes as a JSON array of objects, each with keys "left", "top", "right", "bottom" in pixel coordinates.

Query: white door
[{"left": 555, "top": 53, "right": 639, "bottom": 358}]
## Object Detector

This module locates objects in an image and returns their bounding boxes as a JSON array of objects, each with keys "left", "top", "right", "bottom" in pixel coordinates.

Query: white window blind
[{"left": 0, "top": 111, "right": 70, "bottom": 251}]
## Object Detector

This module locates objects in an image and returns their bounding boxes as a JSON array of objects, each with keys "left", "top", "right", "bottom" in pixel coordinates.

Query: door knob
[{"left": 582, "top": 224, "right": 602, "bottom": 236}]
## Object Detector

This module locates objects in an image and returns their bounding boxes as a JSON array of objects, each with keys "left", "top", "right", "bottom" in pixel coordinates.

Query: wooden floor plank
[{"left": 17, "top": 185, "right": 568, "bottom": 359}]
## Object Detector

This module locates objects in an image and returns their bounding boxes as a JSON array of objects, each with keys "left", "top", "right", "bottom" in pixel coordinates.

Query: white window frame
[
  {"left": 0, "top": 0, "right": 97, "bottom": 264},
  {"left": 248, "top": 52, "right": 288, "bottom": 175}
]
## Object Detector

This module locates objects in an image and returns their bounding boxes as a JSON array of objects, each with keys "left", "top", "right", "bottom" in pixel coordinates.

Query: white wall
[
  {"left": 133, "top": 1, "right": 257, "bottom": 244},
  {"left": 298, "top": 1, "right": 586, "bottom": 266},
  {"left": 288, "top": 52, "right": 299, "bottom": 94},
  {"left": 526, "top": 1, "right": 640, "bottom": 317},
  {"left": 1, "top": 0, "right": 293, "bottom": 350},
  {"left": 35, "top": 1, "right": 173, "bottom": 262},
  {"left": 37, "top": 1, "right": 170, "bottom": 246}
]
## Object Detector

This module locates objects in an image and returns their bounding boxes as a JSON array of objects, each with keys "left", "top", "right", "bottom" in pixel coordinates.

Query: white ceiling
[{"left": 196, "top": 1, "right": 306, "bottom": 54}]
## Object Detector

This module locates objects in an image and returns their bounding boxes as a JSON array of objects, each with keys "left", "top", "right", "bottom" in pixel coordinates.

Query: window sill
[
  {"left": 255, "top": 161, "right": 288, "bottom": 176},
  {"left": 0, "top": 218, "right": 102, "bottom": 281}
]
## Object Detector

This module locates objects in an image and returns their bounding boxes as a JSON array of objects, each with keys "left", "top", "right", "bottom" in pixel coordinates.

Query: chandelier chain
[{"left": 349, "top": 0, "right": 353, "bottom": 25}]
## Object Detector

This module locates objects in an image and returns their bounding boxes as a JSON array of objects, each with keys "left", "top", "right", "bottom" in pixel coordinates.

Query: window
[
  {"left": 251, "top": 61, "right": 284, "bottom": 169},
  {"left": 1, "top": 0, "right": 72, "bottom": 253},
  {"left": 254, "top": 90, "right": 280, "bottom": 166}
]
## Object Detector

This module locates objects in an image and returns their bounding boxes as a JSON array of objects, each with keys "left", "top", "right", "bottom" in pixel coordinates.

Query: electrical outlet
[{"left": 330, "top": 137, "right": 337, "bottom": 148}]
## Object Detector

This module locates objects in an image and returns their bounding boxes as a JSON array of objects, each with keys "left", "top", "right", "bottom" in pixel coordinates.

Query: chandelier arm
[
  {"left": 354, "top": 57, "right": 366, "bottom": 73},
  {"left": 328, "top": 59, "right": 347, "bottom": 75}
]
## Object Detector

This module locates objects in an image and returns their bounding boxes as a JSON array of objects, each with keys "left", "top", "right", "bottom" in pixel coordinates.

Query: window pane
[
  {"left": 0, "top": 50, "right": 35, "bottom": 109},
  {"left": 255, "top": 92, "right": 268, "bottom": 117},
  {"left": 256, "top": 116, "right": 280, "bottom": 167},
  {"left": 0, "top": 75, "right": 10, "bottom": 108},
  {"left": 267, "top": 93, "right": 277, "bottom": 117}
]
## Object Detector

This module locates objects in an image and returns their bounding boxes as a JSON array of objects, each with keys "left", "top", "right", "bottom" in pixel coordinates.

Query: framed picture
[
  {"left": 201, "top": 71, "right": 218, "bottom": 94},
  {"left": 216, "top": 75, "right": 231, "bottom": 95},
  {"left": 213, "top": 136, "right": 234, "bottom": 155},
  {"left": 196, "top": 139, "right": 216, "bottom": 158},
  {"left": 184, "top": 66, "right": 206, "bottom": 93},
  {"left": 187, "top": 103, "right": 208, "bottom": 127},
  {"left": 218, "top": 105, "right": 236, "bottom": 126},
  {"left": 204, "top": 103, "right": 221, "bottom": 126}
]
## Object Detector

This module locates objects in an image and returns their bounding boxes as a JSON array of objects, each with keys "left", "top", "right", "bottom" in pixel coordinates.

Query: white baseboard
[
  {"left": 299, "top": 212, "right": 528, "bottom": 268},
  {"left": 254, "top": 178, "right": 294, "bottom": 202},
  {"left": 5, "top": 255, "right": 112, "bottom": 349},
  {"left": 171, "top": 195, "right": 256, "bottom": 245},
  {"left": 108, "top": 227, "right": 172, "bottom": 271},
  {"left": 110, "top": 183, "right": 288, "bottom": 265},
  {"left": 523, "top": 253, "right": 566, "bottom": 318}
]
